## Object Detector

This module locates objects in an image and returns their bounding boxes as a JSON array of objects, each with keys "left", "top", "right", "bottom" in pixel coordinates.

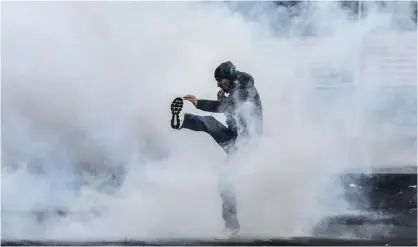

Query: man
[{"left": 170, "top": 61, "right": 263, "bottom": 239}]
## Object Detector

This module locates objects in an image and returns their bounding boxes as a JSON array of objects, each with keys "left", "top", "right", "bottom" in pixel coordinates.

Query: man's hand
[
  {"left": 183, "top": 95, "right": 197, "bottom": 106},
  {"left": 217, "top": 90, "right": 226, "bottom": 100}
]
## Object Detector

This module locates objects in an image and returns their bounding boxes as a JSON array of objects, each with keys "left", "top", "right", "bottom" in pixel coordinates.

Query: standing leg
[
  {"left": 219, "top": 181, "right": 240, "bottom": 230},
  {"left": 218, "top": 151, "right": 240, "bottom": 232}
]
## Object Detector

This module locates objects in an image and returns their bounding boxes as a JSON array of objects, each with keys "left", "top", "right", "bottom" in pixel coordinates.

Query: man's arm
[{"left": 196, "top": 99, "right": 225, "bottom": 113}]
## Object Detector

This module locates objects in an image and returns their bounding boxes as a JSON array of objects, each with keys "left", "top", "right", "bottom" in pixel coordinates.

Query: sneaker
[
  {"left": 170, "top": 97, "right": 184, "bottom": 129},
  {"left": 215, "top": 227, "right": 239, "bottom": 240}
]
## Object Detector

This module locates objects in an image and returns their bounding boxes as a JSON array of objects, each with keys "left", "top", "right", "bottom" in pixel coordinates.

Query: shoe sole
[{"left": 170, "top": 97, "right": 184, "bottom": 129}]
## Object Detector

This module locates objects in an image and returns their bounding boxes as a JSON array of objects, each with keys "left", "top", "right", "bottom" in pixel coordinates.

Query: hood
[{"left": 229, "top": 71, "right": 254, "bottom": 92}]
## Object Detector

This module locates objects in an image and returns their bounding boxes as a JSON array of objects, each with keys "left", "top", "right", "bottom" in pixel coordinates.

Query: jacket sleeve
[{"left": 196, "top": 99, "right": 226, "bottom": 113}]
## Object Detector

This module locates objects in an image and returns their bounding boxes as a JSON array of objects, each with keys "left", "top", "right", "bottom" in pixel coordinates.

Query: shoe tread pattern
[{"left": 170, "top": 97, "right": 183, "bottom": 129}]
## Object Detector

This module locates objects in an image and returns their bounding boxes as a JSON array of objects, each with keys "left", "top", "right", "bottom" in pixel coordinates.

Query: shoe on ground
[{"left": 215, "top": 227, "right": 239, "bottom": 240}]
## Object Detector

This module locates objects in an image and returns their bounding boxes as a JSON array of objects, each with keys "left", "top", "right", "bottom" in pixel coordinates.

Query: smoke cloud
[{"left": 2, "top": 1, "right": 416, "bottom": 241}]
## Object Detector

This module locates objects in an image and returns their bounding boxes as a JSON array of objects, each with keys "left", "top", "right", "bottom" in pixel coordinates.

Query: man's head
[
  {"left": 214, "top": 61, "right": 236, "bottom": 93},
  {"left": 216, "top": 78, "right": 229, "bottom": 92}
]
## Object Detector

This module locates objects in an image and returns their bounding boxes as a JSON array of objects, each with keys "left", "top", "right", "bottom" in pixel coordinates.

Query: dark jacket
[{"left": 196, "top": 71, "right": 263, "bottom": 138}]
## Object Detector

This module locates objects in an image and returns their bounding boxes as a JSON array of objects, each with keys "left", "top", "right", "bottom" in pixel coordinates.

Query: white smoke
[{"left": 1, "top": 0, "right": 416, "bottom": 241}]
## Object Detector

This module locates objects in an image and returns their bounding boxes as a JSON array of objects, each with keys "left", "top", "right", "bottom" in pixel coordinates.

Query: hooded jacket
[{"left": 196, "top": 70, "right": 263, "bottom": 138}]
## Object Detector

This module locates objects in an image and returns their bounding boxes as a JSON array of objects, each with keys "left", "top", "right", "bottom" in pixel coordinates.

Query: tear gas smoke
[{"left": 2, "top": 1, "right": 416, "bottom": 241}]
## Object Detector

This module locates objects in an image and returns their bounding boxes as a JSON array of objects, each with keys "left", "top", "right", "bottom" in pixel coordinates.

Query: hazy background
[{"left": 1, "top": 1, "right": 417, "bottom": 241}]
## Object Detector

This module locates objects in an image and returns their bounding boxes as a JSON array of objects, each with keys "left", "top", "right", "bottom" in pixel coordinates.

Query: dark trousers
[{"left": 182, "top": 113, "right": 240, "bottom": 229}]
